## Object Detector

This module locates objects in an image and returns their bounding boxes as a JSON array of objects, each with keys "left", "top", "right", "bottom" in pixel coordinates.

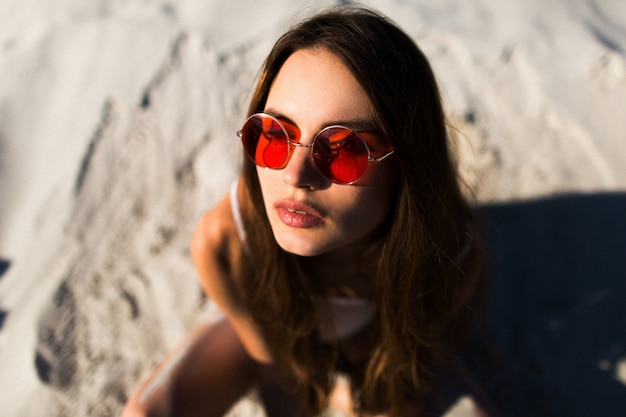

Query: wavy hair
[{"left": 238, "top": 6, "right": 487, "bottom": 416}]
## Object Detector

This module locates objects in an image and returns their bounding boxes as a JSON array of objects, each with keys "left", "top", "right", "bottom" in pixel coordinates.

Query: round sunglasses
[{"left": 237, "top": 113, "right": 395, "bottom": 185}]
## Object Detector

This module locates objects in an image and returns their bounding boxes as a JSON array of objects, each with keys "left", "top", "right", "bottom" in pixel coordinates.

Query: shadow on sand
[
  {"left": 0, "top": 259, "right": 9, "bottom": 330},
  {"left": 475, "top": 192, "right": 626, "bottom": 417}
]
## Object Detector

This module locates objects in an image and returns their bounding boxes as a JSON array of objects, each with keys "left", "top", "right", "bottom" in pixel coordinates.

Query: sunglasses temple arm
[{"left": 370, "top": 150, "right": 395, "bottom": 163}]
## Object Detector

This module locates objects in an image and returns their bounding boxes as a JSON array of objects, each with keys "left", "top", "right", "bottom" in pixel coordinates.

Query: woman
[{"left": 122, "top": 6, "right": 490, "bottom": 417}]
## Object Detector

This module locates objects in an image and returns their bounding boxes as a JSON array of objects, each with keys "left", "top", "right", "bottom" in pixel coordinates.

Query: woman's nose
[{"left": 281, "top": 144, "right": 328, "bottom": 190}]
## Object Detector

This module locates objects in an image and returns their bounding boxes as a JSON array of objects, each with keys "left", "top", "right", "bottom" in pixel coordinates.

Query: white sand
[{"left": 0, "top": 0, "right": 624, "bottom": 416}]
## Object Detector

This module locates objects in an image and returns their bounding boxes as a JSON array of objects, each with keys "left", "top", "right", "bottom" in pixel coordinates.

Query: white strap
[{"left": 230, "top": 181, "right": 250, "bottom": 254}]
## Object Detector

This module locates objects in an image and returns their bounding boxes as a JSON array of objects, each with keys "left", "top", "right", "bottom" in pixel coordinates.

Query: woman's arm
[
  {"left": 122, "top": 189, "right": 272, "bottom": 416},
  {"left": 190, "top": 192, "right": 274, "bottom": 364}
]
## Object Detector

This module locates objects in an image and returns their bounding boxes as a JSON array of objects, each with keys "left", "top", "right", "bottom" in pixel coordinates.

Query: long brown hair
[{"left": 238, "top": 6, "right": 487, "bottom": 416}]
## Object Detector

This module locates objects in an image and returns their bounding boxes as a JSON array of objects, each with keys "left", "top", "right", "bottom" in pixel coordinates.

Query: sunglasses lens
[
  {"left": 313, "top": 127, "right": 369, "bottom": 184},
  {"left": 241, "top": 114, "right": 289, "bottom": 168}
]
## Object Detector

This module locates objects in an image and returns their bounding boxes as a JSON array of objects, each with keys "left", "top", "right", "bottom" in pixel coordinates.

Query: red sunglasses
[{"left": 237, "top": 113, "right": 394, "bottom": 185}]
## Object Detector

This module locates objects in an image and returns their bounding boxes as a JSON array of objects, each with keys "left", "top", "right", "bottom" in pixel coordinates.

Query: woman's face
[{"left": 257, "top": 48, "right": 399, "bottom": 257}]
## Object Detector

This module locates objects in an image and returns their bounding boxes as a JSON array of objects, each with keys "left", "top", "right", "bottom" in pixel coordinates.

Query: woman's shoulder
[
  {"left": 191, "top": 192, "right": 237, "bottom": 249},
  {"left": 190, "top": 190, "right": 249, "bottom": 313},
  {"left": 189, "top": 187, "right": 274, "bottom": 363}
]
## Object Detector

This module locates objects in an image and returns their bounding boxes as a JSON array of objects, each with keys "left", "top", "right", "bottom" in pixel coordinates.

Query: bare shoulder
[
  {"left": 190, "top": 192, "right": 247, "bottom": 313},
  {"left": 190, "top": 187, "right": 273, "bottom": 363}
]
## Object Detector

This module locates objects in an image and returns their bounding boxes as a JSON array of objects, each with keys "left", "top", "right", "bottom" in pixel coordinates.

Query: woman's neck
[{"left": 298, "top": 233, "right": 385, "bottom": 299}]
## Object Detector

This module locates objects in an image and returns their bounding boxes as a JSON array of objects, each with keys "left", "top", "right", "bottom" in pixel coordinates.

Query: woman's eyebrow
[
  {"left": 263, "top": 107, "right": 378, "bottom": 132},
  {"left": 328, "top": 118, "right": 379, "bottom": 132},
  {"left": 263, "top": 108, "right": 297, "bottom": 127}
]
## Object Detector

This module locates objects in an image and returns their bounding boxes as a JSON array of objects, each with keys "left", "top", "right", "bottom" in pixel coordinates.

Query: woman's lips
[{"left": 274, "top": 200, "right": 324, "bottom": 228}]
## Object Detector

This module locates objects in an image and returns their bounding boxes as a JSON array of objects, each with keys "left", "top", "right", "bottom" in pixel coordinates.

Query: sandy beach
[{"left": 0, "top": 0, "right": 625, "bottom": 416}]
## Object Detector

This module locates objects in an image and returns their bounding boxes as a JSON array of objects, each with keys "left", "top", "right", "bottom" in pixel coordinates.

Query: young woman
[{"left": 122, "top": 6, "right": 490, "bottom": 417}]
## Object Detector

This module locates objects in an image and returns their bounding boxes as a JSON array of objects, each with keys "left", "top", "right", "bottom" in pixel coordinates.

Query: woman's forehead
[{"left": 265, "top": 48, "right": 374, "bottom": 131}]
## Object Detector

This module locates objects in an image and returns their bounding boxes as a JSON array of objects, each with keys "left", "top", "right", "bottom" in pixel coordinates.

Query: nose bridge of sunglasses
[
  {"left": 285, "top": 140, "right": 315, "bottom": 167},
  {"left": 291, "top": 141, "right": 312, "bottom": 149}
]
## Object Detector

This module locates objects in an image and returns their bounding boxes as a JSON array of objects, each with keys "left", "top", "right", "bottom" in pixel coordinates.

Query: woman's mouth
[{"left": 274, "top": 200, "right": 324, "bottom": 228}]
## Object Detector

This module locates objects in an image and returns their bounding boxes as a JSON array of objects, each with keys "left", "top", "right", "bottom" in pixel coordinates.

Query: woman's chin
[{"left": 273, "top": 233, "right": 331, "bottom": 257}]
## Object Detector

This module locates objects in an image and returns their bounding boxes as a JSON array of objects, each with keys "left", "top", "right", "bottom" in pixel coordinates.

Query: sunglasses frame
[{"left": 237, "top": 113, "right": 395, "bottom": 185}]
